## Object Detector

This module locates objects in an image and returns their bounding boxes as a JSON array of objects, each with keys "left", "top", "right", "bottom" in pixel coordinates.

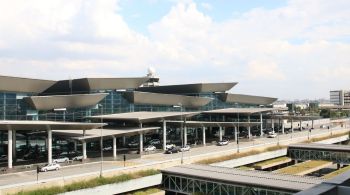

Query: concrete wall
[{"left": 59, "top": 174, "right": 162, "bottom": 195}]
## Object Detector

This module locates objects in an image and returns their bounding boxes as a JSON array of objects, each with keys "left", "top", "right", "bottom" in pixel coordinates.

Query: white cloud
[
  {"left": 201, "top": 2, "right": 212, "bottom": 11},
  {"left": 0, "top": 0, "right": 349, "bottom": 99}
]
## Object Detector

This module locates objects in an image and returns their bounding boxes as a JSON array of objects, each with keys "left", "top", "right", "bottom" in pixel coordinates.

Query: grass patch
[
  {"left": 237, "top": 166, "right": 254, "bottom": 171},
  {"left": 196, "top": 145, "right": 287, "bottom": 164},
  {"left": 254, "top": 157, "right": 291, "bottom": 167},
  {"left": 14, "top": 169, "right": 160, "bottom": 195},
  {"left": 323, "top": 165, "right": 350, "bottom": 179},
  {"left": 277, "top": 160, "right": 331, "bottom": 175}
]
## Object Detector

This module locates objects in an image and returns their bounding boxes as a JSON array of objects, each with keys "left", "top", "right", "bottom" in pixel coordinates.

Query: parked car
[
  {"left": 165, "top": 144, "right": 176, "bottom": 150},
  {"left": 148, "top": 139, "right": 161, "bottom": 145},
  {"left": 267, "top": 132, "right": 277, "bottom": 138},
  {"left": 71, "top": 154, "right": 83, "bottom": 161},
  {"left": 53, "top": 156, "right": 69, "bottom": 163},
  {"left": 144, "top": 145, "right": 156, "bottom": 152},
  {"left": 217, "top": 140, "right": 229, "bottom": 146},
  {"left": 165, "top": 147, "right": 180, "bottom": 154},
  {"left": 0, "top": 155, "right": 7, "bottom": 161},
  {"left": 103, "top": 146, "right": 112, "bottom": 151},
  {"left": 180, "top": 145, "right": 191, "bottom": 152},
  {"left": 40, "top": 163, "right": 61, "bottom": 172},
  {"left": 128, "top": 141, "right": 139, "bottom": 148}
]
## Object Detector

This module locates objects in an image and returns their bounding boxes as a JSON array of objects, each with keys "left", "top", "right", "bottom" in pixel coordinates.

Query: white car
[
  {"left": 180, "top": 145, "right": 191, "bottom": 152},
  {"left": 72, "top": 155, "right": 83, "bottom": 161},
  {"left": 267, "top": 132, "right": 277, "bottom": 138},
  {"left": 217, "top": 140, "right": 229, "bottom": 146},
  {"left": 144, "top": 145, "right": 156, "bottom": 152},
  {"left": 53, "top": 156, "right": 69, "bottom": 163},
  {"left": 40, "top": 163, "right": 61, "bottom": 172},
  {"left": 103, "top": 146, "right": 112, "bottom": 151},
  {"left": 166, "top": 144, "right": 176, "bottom": 150}
]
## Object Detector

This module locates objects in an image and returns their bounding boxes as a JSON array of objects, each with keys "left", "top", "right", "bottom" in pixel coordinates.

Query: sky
[{"left": 0, "top": 0, "right": 349, "bottom": 100}]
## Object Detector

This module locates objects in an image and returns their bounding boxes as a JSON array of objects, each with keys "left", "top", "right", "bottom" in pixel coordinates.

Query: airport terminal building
[{"left": 0, "top": 72, "right": 281, "bottom": 168}]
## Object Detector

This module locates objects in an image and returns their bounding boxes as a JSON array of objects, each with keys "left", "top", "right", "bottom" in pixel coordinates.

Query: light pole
[
  {"left": 99, "top": 104, "right": 103, "bottom": 178},
  {"left": 237, "top": 112, "right": 240, "bottom": 153},
  {"left": 179, "top": 103, "right": 184, "bottom": 164}
]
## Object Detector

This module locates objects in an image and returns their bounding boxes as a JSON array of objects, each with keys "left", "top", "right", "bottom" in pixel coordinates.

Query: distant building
[{"left": 330, "top": 90, "right": 350, "bottom": 106}]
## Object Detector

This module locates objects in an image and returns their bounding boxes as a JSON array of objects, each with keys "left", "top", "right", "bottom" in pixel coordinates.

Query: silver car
[
  {"left": 40, "top": 163, "right": 61, "bottom": 172},
  {"left": 53, "top": 156, "right": 69, "bottom": 163}
]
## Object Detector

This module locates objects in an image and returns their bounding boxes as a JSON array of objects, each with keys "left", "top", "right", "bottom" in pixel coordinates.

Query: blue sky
[{"left": 0, "top": 0, "right": 349, "bottom": 100}]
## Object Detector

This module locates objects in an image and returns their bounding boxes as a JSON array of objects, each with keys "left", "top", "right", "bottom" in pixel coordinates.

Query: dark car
[{"left": 164, "top": 147, "right": 180, "bottom": 154}]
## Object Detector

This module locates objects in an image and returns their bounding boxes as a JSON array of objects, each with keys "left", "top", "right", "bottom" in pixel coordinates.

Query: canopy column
[
  {"left": 184, "top": 126, "right": 187, "bottom": 146},
  {"left": 139, "top": 133, "right": 143, "bottom": 155},
  {"left": 260, "top": 113, "right": 263, "bottom": 137},
  {"left": 12, "top": 130, "right": 16, "bottom": 161},
  {"left": 202, "top": 127, "right": 206, "bottom": 146},
  {"left": 82, "top": 140, "right": 87, "bottom": 159},
  {"left": 163, "top": 120, "right": 167, "bottom": 151},
  {"left": 248, "top": 115, "right": 251, "bottom": 139},
  {"left": 47, "top": 129, "right": 52, "bottom": 164},
  {"left": 8, "top": 130, "right": 12, "bottom": 169},
  {"left": 219, "top": 127, "right": 223, "bottom": 141},
  {"left": 112, "top": 136, "right": 117, "bottom": 159}
]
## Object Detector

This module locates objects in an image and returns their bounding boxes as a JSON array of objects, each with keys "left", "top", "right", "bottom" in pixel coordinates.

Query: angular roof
[
  {"left": 288, "top": 143, "right": 350, "bottom": 153},
  {"left": 219, "top": 93, "right": 277, "bottom": 105},
  {"left": 0, "top": 75, "right": 55, "bottom": 93},
  {"left": 41, "top": 77, "right": 150, "bottom": 95},
  {"left": 24, "top": 93, "right": 108, "bottom": 111},
  {"left": 88, "top": 111, "right": 200, "bottom": 123},
  {"left": 162, "top": 164, "right": 324, "bottom": 192},
  {"left": 136, "top": 82, "right": 237, "bottom": 94},
  {"left": 0, "top": 120, "right": 105, "bottom": 130},
  {"left": 123, "top": 91, "right": 213, "bottom": 108}
]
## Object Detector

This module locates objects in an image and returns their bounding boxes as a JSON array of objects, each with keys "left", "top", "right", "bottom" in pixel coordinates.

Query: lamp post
[
  {"left": 237, "top": 112, "right": 240, "bottom": 153},
  {"left": 174, "top": 103, "right": 184, "bottom": 164}
]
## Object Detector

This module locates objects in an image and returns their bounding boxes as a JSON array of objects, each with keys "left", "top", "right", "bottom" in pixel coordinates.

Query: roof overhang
[
  {"left": 123, "top": 91, "right": 212, "bottom": 108},
  {"left": 24, "top": 93, "right": 108, "bottom": 111},
  {"left": 0, "top": 75, "right": 55, "bottom": 93},
  {"left": 203, "top": 108, "right": 280, "bottom": 115},
  {"left": 219, "top": 93, "right": 277, "bottom": 105},
  {"left": 53, "top": 126, "right": 160, "bottom": 140},
  {"left": 136, "top": 82, "right": 237, "bottom": 94},
  {"left": 0, "top": 120, "right": 105, "bottom": 131},
  {"left": 268, "top": 115, "right": 322, "bottom": 120},
  {"left": 88, "top": 111, "right": 200, "bottom": 123},
  {"left": 165, "top": 120, "right": 261, "bottom": 127}
]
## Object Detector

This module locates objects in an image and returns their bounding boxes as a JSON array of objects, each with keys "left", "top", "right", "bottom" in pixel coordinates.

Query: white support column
[
  {"left": 8, "top": 130, "right": 12, "bottom": 169},
  {"left": 12, "top": 130, "right": 16, "bottom": 161},
  {"left": 139, "top": 133, "right": 143, "bottom": 155},
  {"left": 112, "top": 136, "right": 117, "bottom": 159},
  {"left": 163, "top": 121, "right": 167, "bottom": 151},
  {"left": 282, "top": 122, "right": 285, "bottom": 134},
  {"left": 271, "top": 119, "right": 275, "bottom": 133},
  {"left": 300, "top": 120, "right": 302, "bottom": 130},
  {"left": 202, "top": 127, "right": 206, "bottom": 146},
  {"left": 260, "top": 113, "right": 263, "bottom": 137},
  {"left": 82, "top": 141, "right": 87, "bottom": 159},
  {"left": 219, "top": 127, "right": 223, "bottom": 141},
  {"left": 234, "top": 126, "right": 238, "bottom": 142},
  {"left": 184, "top": 126, "right": 187, "bottom": 146},
  {"left": 48, "top": 129, "right": 52, "bottom": 164},
  {"left": 248, "top": 115, "right": 251, "bottom": 139}
]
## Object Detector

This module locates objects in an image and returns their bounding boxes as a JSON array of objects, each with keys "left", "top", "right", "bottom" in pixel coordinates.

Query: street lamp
[
  {"left": 237, "top": 112, "right": 240, "bottom": 153},
  {"left": 99, "top": 104, "right": 104, "bottom": 178},
  {"left": 174, "top": 103, "right": 184, "bottom": 164}
]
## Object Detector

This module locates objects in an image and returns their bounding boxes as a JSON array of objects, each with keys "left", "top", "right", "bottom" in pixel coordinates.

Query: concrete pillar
[
  {"left": 8, "top": 130, "right": 12, "bottom": 169},
  {"left": 163, "top": 121, "right": 167, "bottom": 151},
  {"left": 48, "top": 129, "right": 52, "bottom": 164},
  {"left": 74, "top": 141, "right": 77, "bottom": 151},
  {"left": 219, "top": 127, "right": 223, "bottom": 141},
  {"left": 195, "top": 128, "right": 198, "bottom": 139},
  {"left": 248, "top": 115, "right": 251, "bottom": 139},
  {"left": 312, "top": 120, "right": 314, "bottom": 129},
  {"left": 271, "top": 119, "right": 275, "bottom": 133},
  {"left": 282, "top": 122, "right": 285, "bottom": 134},
  {"left": 202, "top": 127, "right": 206, "bottom": 146},
  {"left": 291, "top": 119, "right": 294, "bottom": 132},
  {"left": 260, "top": 113, "right": 263, "bottom": 137},
  {"left": 12, "top": 130, "right": 16, "bottom": 161},
  {"left": 82, "top": 141, "right": 87, "bottom": 159},
  {"left": 184, "top": 126, "right": 187, "bottom": 146},
  {"left": 139, "top": 133, "right": 143, "bottom": 155},
  {"left": 234, "top": 126, "right": 238, "bottom": 142},
  {"left": 112, "top": 136, "right": 117, "bottom": 159},
  {"left": 300, "top": 120, "right": 302, "bottom": 130}
]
